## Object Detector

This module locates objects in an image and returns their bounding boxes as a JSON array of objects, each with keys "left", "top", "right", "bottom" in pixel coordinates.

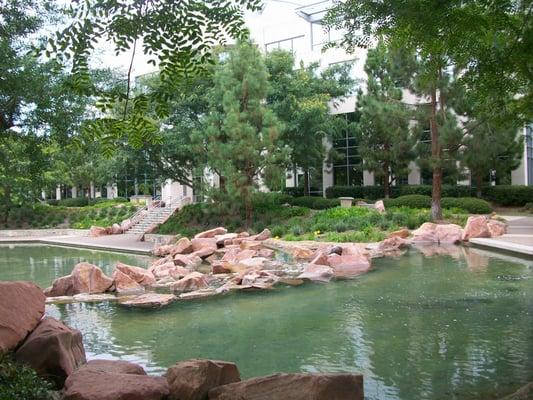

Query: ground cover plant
[
  {"left": 158, "top": 193, "right": 469, "bottom": 242},
  {"left": 0, "top": 353, "right": 53, "bottom": 400},
  {"left": 0, "top": 200, "right": 139, "bottom": 230}
]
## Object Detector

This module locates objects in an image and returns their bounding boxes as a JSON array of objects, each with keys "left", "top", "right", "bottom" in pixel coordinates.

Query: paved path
[
  {"left": 0, "top": 233, "right": 155, "bottom": 255},
  {"left": 470, "top": 216, "right": 533, "bottom": 257}
]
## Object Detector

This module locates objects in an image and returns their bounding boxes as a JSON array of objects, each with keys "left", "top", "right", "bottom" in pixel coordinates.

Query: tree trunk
[
  {"left": 303, "top": 169, "right": 310, "bottom": 197},
  {"left": 475, "top": 172, "right": 483, "bottom": 198},
  {"left": 383, "top": 163, "right": 390, "bottom": 199},
  {"left": 430, "top": 84, "right": 443, "bottom": 221}
]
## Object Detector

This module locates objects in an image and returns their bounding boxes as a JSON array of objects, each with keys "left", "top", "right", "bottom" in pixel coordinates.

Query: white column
[
  {"left": 511, "top": 128, "right": 527, "bottom": 185},
  {"left": 41, "top": 190, "right": 47, "bottom": 200},
  {"left": 55, "top": 185, "right": 61, "bottom": 200},
  {"left": 71, "top": 186, "right": 77, "bottom": 198},
  {"left": 408, "top": 162, "right": 421, "bottom": 185},
  {"left": 363, "top": 170, "right": 375, "bottom": 186},
  {"left": 90, "top": 182, "right": 95, "bottom": 198}
]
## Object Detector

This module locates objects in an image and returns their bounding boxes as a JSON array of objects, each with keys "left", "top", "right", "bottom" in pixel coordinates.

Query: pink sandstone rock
[
  {"left": 214, "top": 233, "right": 239, "bottom": 245},
  {"left": 462, "top": 216, "right": 491, "bottom": 241},
  {"left": 0, "top": 281, "right": 45, "bottom": 352},
  {"left": 120, "top": 219, "right": 132, "bottom": 232},
  {"left": 309, "top": 251, "right": 329, "bottom": 266},
  {"left": 412, "top": 222, "right": 438, "bottom": 243},
  {"left": 387, "top": 228, "right": 410, "bottom": 239},
  {"left": 71, "top": 262, "right": 114, "bottom": 294},
  {"left": 257, "top": 248, "right": 275, "bottom": 258},
  {"left": 119, "top": 293, "right": 177, "bottom": 309},
  {"left": 169, "top": 265, "right": 194, "bottom": 280},
  {"left": 112, "top": 270, "right": 144, "bottom": 295},
  {"left": 194, "top": 227, "right": 228, "bottom": 239},
  {"left": 171, "top": 237, "right": 194, "bottom": 255},
  {"left": 327, "top": 254, "right": 372, "bottom": 278},
  {"left": 153, "top": 244, "right": 174, "bottom": 257},
  {"left": 171, "top": 272, "right": 209, "bottom": 292},
  {"left": 116, "top": 262, "right": 156, "bottom": 286},
  {"left": 487, "top": 219, "right": 507, "bottom": 237},
  {"left": 89, "top": 226, "right": 108, "bottom": 237},
  {"left": 15, "top": 317, "right": 86, "bottom": 387},
  {"left": 111, "top": 223, "right": 123, "bottom": 234},
  {"left": 297, "top": 264, "right": 334, "bottom": 283},
  {"left": 435, "top": 224, "right": 463, "bottom": 244},
  {"left": 374, "top": 200, "right": 385, "bottom": 213},
  {"left": 378, "top": 237, "right": 409, "bottom": 252},
  {"left": 254, "top": 228, "right": 272, "bottom": 241}
]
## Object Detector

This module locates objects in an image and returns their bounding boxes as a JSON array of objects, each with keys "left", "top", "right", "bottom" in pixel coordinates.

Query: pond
[{"left": 0, "top": 244, "right": 532, "bottom": 400}]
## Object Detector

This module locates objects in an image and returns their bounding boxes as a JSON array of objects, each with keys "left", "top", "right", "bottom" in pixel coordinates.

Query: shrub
[
  {"left": 523, "top": 202, "right": 533, "bottom": 213},
  {"left": 441, "top": 197, "right": 492, "bottom": 214},
  {"left": 288, "top": 196, "right": 338, "bottom": 209},
  {"left": 57, "top": 197, "right": 90, "bottom": 207},
  {"left": 0, "top": 353, "right": 53, "bottom": 399},
  {"left": 384, "top": 195, "right": 432, "bottom": 209},
  {"left": 483, "top": 185, "right": 533, "bottom": 206},
  {"left": 270, "top": 225, "right": 286, "bottom": 237}
]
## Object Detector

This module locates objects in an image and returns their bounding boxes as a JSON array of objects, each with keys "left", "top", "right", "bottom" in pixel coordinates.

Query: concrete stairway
[{"left": 125, "top": 207, "right": 175, "bottom": 235}]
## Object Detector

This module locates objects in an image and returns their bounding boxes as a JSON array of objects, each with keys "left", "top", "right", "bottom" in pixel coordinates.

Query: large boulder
[
  {"left": 119, "top": 293, "right": 177, "bottom": 309},
  {"left": 214, "top": 233, "right": 239, "bottom": 246},
  {"left": 208, "top": 373, "right": 363, "bottom": 400},
  {"left": 488, "top": 219, "right": 507, "bottom": 237},
  {"left": 462, "top": 215, "right": 491, "bottom": 241},
  {"left": 112, "top": 270, "right": 144, "bottom": 295},
  {"left": 327, "top": 253, "right": 371, "bottom": 278},
  {"left": 111, "top": 223, "right": 123, "bottom": 235},
  {"left": 254, "top": 228, "right": 272, "bottom": 241},
  {"left": 171, "top": 272, "right": 209, "bottom": 292},
  {"left": 191, "top": 238, "right": 218, "bottom": 258},
  {"left": 79, "top": 359, "right": 146, "bottom": 375},
  {"left": 15, "top": 317, "right": 86, "bottom": 387},
  {"left": 45, "top": 275, "right": 76, "bottom": 297},
  {"left": 165, "top": 359, "right": 240, "bottom": 400},
  {"left": 172, "top": 237, "right": 194, "bottom": 255},
  {"left": 71, "top": 262, "right": 114, "bottom": 294},
  {"left": 387, "top": 228, "right": 410, "bottom": 239},
  {"left": 412, "top": 222, "right": 438, "bottom": 243},
  {"left": 378, "top": 237, "right": 409, "bottom": 252},
  {"left": 63, "top": 360, "right": 169, "bottom": 400},
  {"left": 0, "top": 281, "right": 45, "bottom": 352},
  {"left": 297, "top": 264, "right": 334, "bottom": 283},
  {"left": 89, "top": 226, "right": 108, "bottom": 237},
  {"left": 194, "top": 227, "right": 228, "bottom": 239},
  {"left": 374, "top": 200, "right": 385, "bottom": 213},
  {"left": 174, "top": 254, "right": 203, "bottom": 269},
  {"left": 435, "top": 224, "right": 463, "bottom": 244},
  {"left": 153, "top": 244, "right": 174, "bottom": 257},
  {"left": 116, "top": 262, "right": 156, "bottom": 286}
]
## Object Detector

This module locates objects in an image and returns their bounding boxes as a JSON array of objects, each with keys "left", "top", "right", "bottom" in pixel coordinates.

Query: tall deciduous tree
[
  {"left": 44, "top": 0, "right": 262, "bottom": 154},
  {"left": 203, "top": 42, "right": 286, "bottom": 225},
  {"left": 324, "top": 0, "right": 531, "bottom": 219},
  {"left": 356, "top": 40, "right": 415, "bottom": 198},
  {"left": 265, "top": 50, "right": 355, "bottom": 196}
]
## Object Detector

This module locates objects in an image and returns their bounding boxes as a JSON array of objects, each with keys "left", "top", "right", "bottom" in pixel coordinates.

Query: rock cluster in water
[
  {"left": 1, "top": 280, "right": 364, "bottom": 399},
  {"left": 44, "top": 215, "right": 508, "bottom": 308}
]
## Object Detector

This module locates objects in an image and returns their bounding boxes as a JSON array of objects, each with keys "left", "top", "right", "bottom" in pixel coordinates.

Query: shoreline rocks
[{"left": 0, "top": 281, "right": 45, "bottom": 352}]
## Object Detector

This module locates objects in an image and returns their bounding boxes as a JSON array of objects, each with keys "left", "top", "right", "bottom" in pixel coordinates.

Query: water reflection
[{"left": 1, "top": 245, "right": 532, "bottom": 400}]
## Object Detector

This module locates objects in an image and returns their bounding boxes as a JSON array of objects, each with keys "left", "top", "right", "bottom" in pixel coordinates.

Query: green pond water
[{"left": 0, "top": 244, "right": 532, "bottom": 400}]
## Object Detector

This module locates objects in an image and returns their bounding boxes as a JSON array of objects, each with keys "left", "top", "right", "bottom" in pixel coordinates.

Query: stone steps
[{"left": 125, "top": 208, "right": 176, "bottom": 234}]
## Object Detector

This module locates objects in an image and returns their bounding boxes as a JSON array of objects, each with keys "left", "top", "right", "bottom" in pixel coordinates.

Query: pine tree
[
  {"left": 356, "top": 40, "right": 415, "bottom": 198},
  {"left": 204, "top": 42, "right": 286, "bottom": 225}
]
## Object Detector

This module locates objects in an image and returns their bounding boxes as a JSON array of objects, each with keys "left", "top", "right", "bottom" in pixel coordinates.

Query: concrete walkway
[
  {"left": 0, "top": 231, "right": 155, "bottom": 255},
  {"left": 470, "top": 216, "right": 533, "bottom": 257}
]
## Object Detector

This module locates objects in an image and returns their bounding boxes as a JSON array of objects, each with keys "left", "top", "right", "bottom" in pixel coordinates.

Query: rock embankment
[{"left": 1, "top": 280, "right": 364, "bottom": 399}]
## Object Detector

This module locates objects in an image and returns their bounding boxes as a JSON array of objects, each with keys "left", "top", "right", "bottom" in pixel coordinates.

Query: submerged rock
[
  {"left": 0, "top": 281, "right": 45, "bottom": 352},
  {"left": 118, "top": 293, "right": 177, "bottom": 309},
  {"left": 165, "top": 359, "right": 240, "bottom": 400},
  {"left": 208, "top": 373, "right": 364, "bottom": 400}
]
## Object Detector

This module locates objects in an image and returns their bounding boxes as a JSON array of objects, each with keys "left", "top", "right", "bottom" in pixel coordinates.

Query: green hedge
[
  {"left": 383, "top": 195, "right": 432, "bottom": 209},
  {"left": 287, "top": 196, "right": 339, "bottom": 209},
  {"left": 325, "top": 185, "right": 475, "bottom": 200},
  {"left": 441, "top": 197, "right": 492, "bottom": 214},
  {"left": 483, "top": 185, "right": 533, "bottom": 206}
]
